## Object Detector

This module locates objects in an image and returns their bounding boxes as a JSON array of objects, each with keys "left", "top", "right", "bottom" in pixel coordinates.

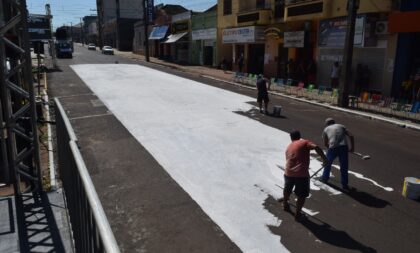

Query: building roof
[
  {"left": 204, "top": 4, "right": 217, "bottom": 13},
  {"left": 160, "top": 4, "right": 188, "bottom": 15}
]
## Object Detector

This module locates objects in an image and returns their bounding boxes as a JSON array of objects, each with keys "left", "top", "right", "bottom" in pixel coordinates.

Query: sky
[{"left": 27, "top": 0, "right": 216, "bottom": 30}]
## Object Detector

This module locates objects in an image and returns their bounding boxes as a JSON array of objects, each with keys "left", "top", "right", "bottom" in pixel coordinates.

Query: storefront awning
[
  {"left": 164, "top": 32, "right": 188, "bottom": 43},
  {"left": 149, "top": 26, "right": 169, "bottom": 40},
  {"left": 389, "top": 11, "right": 420, "bottom": 33}
]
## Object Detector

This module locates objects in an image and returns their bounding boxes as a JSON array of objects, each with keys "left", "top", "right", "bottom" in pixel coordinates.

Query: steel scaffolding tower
[{"left": 0, "top": 0, "right": 42, "bottom": 194}]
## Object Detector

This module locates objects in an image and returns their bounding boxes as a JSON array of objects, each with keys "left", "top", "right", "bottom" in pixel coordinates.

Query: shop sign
[
  {"left": 146, "top": 0, "right": 154, "bottom": 21},
  {"left": 173, "top": 22, "right": 189, "bottom": 33},
  {"left": 284, "top": 31, "right": 305, "bottom": 48},
  {"left": 192, "top": 28, "right": 216, "bottom": 40},
  {"left": 318, "top": 16, "right": 365, "bottom": 48},
  {"left": 222, "top": 26, "right": 265, "bottom": 44},
  {"left": 172, "top": 11, "right": 192, "bottom": 23}
]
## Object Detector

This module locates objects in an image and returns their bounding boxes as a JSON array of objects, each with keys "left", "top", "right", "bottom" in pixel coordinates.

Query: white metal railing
[{"left": 55, "top": 98, "right": 120, "bottom": 253}]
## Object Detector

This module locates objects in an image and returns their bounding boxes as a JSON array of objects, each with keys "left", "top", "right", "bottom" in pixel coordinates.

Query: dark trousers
[{"left": 322, "top": 145, "right": 349, "bottom": 187}]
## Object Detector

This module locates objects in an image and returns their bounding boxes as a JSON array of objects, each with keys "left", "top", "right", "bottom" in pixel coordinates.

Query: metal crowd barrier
[{"left": 54, "top": 98, "right": 120, "bottom": 253}]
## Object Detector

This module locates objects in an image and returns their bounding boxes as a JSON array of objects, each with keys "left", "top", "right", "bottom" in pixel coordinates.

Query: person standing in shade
[
  {"left": 256, "top": 74, "right": 270, "bottom": 114},
  {"left": 321, "top": 118, "right": 355, "bottom": 191},
  {"left": 238, "top": 53, "right": 244, "bottom": 72},
  {"left": 331, "top": 62, "right": 341, "bottom": 89},
  {"left": 283, "top": 130, "right": 328, "bottom": 221}
]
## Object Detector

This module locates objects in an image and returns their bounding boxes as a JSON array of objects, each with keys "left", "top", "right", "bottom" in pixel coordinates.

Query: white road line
[{"left": 69, "top": 113, "right": 112, "bottom": 121}]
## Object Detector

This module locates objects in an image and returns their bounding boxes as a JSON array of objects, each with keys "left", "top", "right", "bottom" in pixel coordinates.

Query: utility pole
[
  {"left": 96, "top": 0, "right": 103, "bottom": 49},
  {"left": 338, "top": 0, "right": 359, "bottom": 108},
  {"left": 80, "top": 17, "right": 84, "bottom": 45},
  {"left": 45, "top": 4, "right": 57, "bottom": 69},
  {"left": 143, "top": 0, "right": 150, "bottom": 62},
  {"left": 116, "top": 0, "right": 120, "bottom": 49},
  {"left": 70, "top": 22, "right": 73, "bottom": 38}
]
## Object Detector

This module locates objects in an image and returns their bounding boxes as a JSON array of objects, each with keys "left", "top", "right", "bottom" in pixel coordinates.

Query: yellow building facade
[{"left": 218, "top": 0, "right": 395, "bottom": 95}]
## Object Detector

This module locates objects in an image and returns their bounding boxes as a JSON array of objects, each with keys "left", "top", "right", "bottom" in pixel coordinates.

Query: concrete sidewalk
[
  {"left": 106, "top": 46, "right": 420, "bottom": 131},
  {"left": 0, "top": 189, "right": 73, "bottom": 253}
]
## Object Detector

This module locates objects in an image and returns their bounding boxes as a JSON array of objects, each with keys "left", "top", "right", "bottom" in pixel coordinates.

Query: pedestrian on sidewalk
[
  {"left": 330, "top": 62, "right": 341, "bottom": 89},
  {"left": 256, "top": 74, "right": 270, "bottom": 114},
  {"left": 283, "top": 130, "right": 328, "bottom": 221},
  {"left": 321, "top": 118, "right": 355, "bottom": 191},
  {"left": 238, "top": 53, "right": 244, "bottom": 73}
]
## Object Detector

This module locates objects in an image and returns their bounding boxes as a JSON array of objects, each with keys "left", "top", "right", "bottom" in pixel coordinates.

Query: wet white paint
[
  {"left": 332, "top": 165, "right": 394, "bottom": 191},
  {"left": 71, "top": 64, "right": 337, "bottom": 252}
]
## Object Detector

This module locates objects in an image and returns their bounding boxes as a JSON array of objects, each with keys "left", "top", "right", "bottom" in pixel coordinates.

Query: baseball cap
[{"left": 325, "top": 118, "right": 335, "bottom": 125}]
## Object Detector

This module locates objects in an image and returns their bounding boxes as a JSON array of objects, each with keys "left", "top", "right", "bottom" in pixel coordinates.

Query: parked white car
[
  {"left": 101, "top": 46, "right": 114, "bottom": 55},
  {"left": 88, "top": 43, "right": 96, "bottom": 50}
]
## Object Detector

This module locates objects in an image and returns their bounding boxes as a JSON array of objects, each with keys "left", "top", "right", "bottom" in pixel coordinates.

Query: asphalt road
[{"left": 48, "top": 44, "right": 420, "bottom": 253}]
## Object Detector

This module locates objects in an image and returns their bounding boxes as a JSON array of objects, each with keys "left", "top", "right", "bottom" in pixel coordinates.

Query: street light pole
[
  {"left": 80, "top": 17, "right": 84, "bottom": 45},
  {"left": 143, "top": 0, "right": 150, "bottom": 62},
  {"left": 338, "top": 0, "right": 359, "bottom": 108},
  {"left": 116, "top": 0, "right": 120, "bottom": 49}
]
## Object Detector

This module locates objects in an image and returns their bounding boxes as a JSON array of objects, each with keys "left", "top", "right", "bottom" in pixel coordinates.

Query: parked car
[
  {"left": 101, "top": 46, "right": 114, "bottom": 55},
  {"left": 88, "top": 43, "right": 96, "bottom": 50}
]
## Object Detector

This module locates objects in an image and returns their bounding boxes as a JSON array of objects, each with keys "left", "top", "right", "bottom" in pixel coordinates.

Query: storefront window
[{"left": 224, "top": 0, "right": 232, "bottom": 15}]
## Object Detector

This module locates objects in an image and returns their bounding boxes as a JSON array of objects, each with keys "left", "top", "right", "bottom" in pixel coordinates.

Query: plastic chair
[
  {"left": 306, "top": 84, "right": 315, "bottom": 99},
  {"left": 331, "top": 89, "right": 339, "bottom": 104},
  {"left": 295, "top": 82, "right": 305, "bottom": 96},
  {"left": 316, "top": 86, "right": 326, "bottom": 102}
]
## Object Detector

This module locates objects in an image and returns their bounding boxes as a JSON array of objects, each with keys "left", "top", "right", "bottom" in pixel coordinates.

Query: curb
[
  {"left": 200, "top": 75, "right": 420, "bottom": 132},
  {"left": 111, "top": 47, "right": 420, "bottom": 132}
]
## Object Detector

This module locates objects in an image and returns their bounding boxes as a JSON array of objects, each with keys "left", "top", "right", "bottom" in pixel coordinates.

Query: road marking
[
  {"left": 69, "top": 112, "right": 112, "bottom": 121},
  {"left": 56, "top": 93, "right": 94, "bottom": 99}
]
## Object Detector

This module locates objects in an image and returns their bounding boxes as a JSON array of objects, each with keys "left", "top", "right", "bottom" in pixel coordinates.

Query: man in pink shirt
[{"left": 283, "top": 130, "right": 328, "bottom": 221}]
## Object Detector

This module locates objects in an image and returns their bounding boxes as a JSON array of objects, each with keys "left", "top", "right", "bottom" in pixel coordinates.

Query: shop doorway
[
  {"left": 204, "top": 46, "right": 213, "bottom": 66},
  {"left": 277, "top": 44, "right": 289, "bottom": 79},
  {"left": 248, "top": 44, "right": 265, "bottom": 75}
]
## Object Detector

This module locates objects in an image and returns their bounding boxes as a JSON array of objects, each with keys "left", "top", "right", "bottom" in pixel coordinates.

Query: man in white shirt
[{"left": 321, "top": 118, "right": 354, "bottom": 190}]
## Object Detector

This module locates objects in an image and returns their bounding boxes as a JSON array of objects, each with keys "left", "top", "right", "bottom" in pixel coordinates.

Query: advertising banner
[
  {"left": 192, "top": 28, "right": 216, "bottom": 40},
  {"left": 318, "top": 16, "right": 365, "bottom": 48},
  {"left": 147, "top": 0, "right": 154, "bottom": 21},
  {"left": 222, "top": 26, "right": 265, "bottom": 44},
  {"left": 284, "top": 31, "right": 305, "bottom": 48}
]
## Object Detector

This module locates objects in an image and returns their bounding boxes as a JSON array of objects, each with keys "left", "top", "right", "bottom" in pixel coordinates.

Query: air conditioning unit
[{"left": 375, "top": 21, "right": 389, "bottom": 35}]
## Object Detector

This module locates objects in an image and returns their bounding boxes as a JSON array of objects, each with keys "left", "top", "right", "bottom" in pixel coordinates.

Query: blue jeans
[{"left": 322, "top": 145, "right": 349, "bottom": 187}]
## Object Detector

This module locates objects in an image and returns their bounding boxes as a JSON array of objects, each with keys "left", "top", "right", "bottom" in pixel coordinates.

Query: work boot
[{"left": 283, "top": 202, "right": 291, "bottom": 212}]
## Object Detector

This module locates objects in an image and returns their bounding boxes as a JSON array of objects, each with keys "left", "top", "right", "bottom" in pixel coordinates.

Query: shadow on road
[
  {"left": 15, "top": 192, "right": 66, "bottom": 253},
  {"left": 324, "top": 183, "right": 391, "bottom": 208},
  {"left": 263, "top": 195, "right": 377, "bottom": 253}
]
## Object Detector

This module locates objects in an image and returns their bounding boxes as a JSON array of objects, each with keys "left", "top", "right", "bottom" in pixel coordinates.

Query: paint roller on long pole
[
  {"left": 277, "top": 166, "right": 325, "bottom": 202},
  {"left": 351, "top": 151, "right": 371, "bottom": 160}
]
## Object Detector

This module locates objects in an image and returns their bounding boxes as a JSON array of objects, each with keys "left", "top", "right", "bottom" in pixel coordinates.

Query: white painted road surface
[{"left": 72, "top": 64, "right": 392, "bottom": 252}]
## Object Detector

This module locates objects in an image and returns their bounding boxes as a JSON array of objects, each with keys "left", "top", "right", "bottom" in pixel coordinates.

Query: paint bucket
[
  {"left": 273, "top": 106, "right": 282, "bottom": 117},
  {"left": 402, "top": 177, "right": 420, "bottom": 200}
]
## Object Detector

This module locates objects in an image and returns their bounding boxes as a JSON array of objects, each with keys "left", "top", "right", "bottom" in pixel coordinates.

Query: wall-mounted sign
[
  {"left": 318, "top": 16, "right": 365, "bottom": 48},
  {"left": 146, "top": 0, "right": 155, "bottom": 21},
  {"left": 222, "top": 26, "right": 265, "bottom": 44},
  {"left": 172, "top": 11, "right": 192, "bottom": 23},
  {"left": 173, "top": 22, "right": 189, "bottom": 33},
  {"left": 192, "top": 28, "right": 216, "bottom": 41},
  {"left": 284, "top": 31, "right": 305, "bottom": 48}
]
